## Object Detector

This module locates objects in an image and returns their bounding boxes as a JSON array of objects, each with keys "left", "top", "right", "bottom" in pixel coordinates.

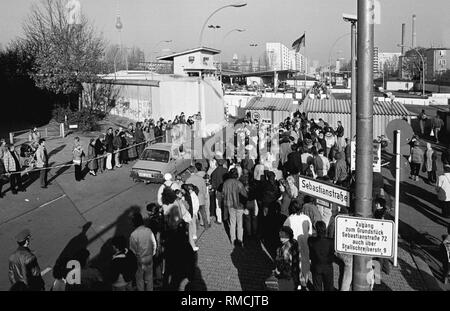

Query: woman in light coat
[
  {"left": 436, "top": 165, "right": 450, "bottom": 219},
  {"left": 425, "top": 143, "right": 437, "bottom": 185}
]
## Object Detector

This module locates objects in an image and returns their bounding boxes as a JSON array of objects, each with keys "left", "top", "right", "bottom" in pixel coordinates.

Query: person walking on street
[
  {"left": 273, "top": 226, "right": 300, "bottom": 291},
  {"left": 113, "top": 129, "right": 122, "bottom": 168},
  {"left": 8, "top": 229, "right": 45, "bottom": 291},
  {"left": 223, "top": 168, "right": 248, "bottom": 247},
  {"left": 436, "top": 164, "right": 450, "bottom": 219},
  {"left": 186, "top": 162, "right": 211, "bottom": 228},
  {"left": 373, "top": 198, "right": 391, "bottom": 275},
  {"left": 87, "top": 138, "right": 97, "bottom": 176},
  {"left": 94, "top": 135, "right": 106, "bottom": 174},
  {"left": 308, "top": 221, "right": 335, "bottom": 291},
  {"left": 410, "top": 140, "right": 424, "bottom": 182},
  {"left": 419, "top": 109, "right": 428, "bottom": 137},
  {"left": 35, "top": 139, "right": 48, "bottom": 188},
  {"left": 129, "top": 211, "right": 157, "bottom": 291},
  {"left": 105, "top": 128, "right": 114, "bottom": 170},
  {"left": 425, "top": 143, "right": 437, "bottom": 185},
  {"left": 335, "top": 121, "right": 345, "bottom": 151},
  {"left": 135, "top": 122, "right": 146, "bottom": 157},
  {"left": 107, "top": 235, "right": 138, "bottom": 291},
  {"left": 284, "top": 200, "right": 313, "bottom": 288},
  {"left": 432, "top": 114, "right": 444, "bottom": 144},
  {"left": 3, "top": 144, "right": 25, "bottom": 194},
  {"left": 72, "top": 137, "right": 84, "bottom": 182}
]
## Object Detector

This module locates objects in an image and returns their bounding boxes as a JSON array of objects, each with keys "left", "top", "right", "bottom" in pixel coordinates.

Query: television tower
[{"left": 115, "top": 0, "right": 127, "bottom": 71}]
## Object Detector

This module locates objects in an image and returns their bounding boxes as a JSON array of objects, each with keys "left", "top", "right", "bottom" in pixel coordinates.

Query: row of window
[{"left": 188, "top": 56, "right": 210, "bottom": 65}]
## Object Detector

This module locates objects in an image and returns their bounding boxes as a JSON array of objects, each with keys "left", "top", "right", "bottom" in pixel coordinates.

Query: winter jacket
[
  {"left": 410, "top": 146, "right": 424, "bottom": 164},
  {"left": 107, "top": 248, "right": 138, "bottom": 286},
  {"left": 105, "top": 134, "right": 114, "bottom": 153},
  {"left": 210, "top": 166, "right": 228, "bottom": 191},
  {"left": 186, "top": 171, "right": 209, "bottom": 206},
  {"left": 35, "top": 145, "right": 48, "bottom": 168},
  {"left": 285, "top": 151, "right": 302, "bottom": 175},
  {"left": 222, "top": 177, "right": 247, "bottom": 209},
  {"left": 3, "top": 150, "right": 21, "bottom": 172},
  {"left": 8, "top": 246, "right": 44, "bottom": 290},
  {"left": 334, "top": 152, "right": 348, "bottom": 183},
  {"left": 129, "top": 226, "right": 157, "bottom": 266}
]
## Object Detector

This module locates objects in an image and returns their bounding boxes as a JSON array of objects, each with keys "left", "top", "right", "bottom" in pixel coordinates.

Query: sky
[{"left": 1, "top": 0, "right": 449, "bottom": 65}]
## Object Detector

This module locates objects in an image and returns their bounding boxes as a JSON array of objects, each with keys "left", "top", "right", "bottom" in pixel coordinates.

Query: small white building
[{"left": 157, "top": 47, "right": 220, "bottom": 78}]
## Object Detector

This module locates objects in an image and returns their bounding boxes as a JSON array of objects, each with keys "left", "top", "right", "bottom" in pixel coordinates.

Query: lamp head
[
  {"left": 343, "top": 13, "right": 357, "bottom": 23},
  {"left": 232, "top": 3, "right": 247, "bottom": 8}
]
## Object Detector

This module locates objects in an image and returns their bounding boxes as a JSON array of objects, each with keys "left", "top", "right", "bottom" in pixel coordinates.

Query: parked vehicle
[{"left": 130, "top": 143, "right": 193, "bottom": 183}]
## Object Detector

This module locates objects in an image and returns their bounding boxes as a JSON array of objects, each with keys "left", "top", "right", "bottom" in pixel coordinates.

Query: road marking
[
  {"left": 39, "top": 195, "right": 67, "bottom": 208},
  {"left": 41, "top": 267, "right": 52, "bottom": 276},
  {"left": 0, "top": 194, "right": 67, "bottom": 226}
]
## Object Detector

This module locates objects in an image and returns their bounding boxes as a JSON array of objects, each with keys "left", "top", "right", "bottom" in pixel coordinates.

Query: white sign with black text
[
  {"left": 298, "top": 177, "right": 350, "bottom": 207},
  {"left": 335, "top": 216, "right": 395, "bottom": 258}
]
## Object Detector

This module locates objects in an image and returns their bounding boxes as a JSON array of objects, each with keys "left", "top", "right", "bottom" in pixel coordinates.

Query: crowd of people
[
  {"left": 5, "top": 106, "right": 450, "bottom": 292},
  {"left": 0, "top": 112, "right": 202, "bottom": 196}
]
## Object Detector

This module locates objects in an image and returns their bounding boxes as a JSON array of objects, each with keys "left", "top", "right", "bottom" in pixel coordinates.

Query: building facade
[
  {"left": 266, "top": 42, "right": 290, "bottom": 71},
  {"left": 157, "top": 47, "right": 220, "bottom": 78},
  {"left": 425, "top": 48, "right": 450, "bottom": 81}
]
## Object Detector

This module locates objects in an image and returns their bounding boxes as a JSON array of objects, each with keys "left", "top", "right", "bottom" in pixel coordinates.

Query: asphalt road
[{"left": 0, "top": 162, "right": 162, "bottom": 291}]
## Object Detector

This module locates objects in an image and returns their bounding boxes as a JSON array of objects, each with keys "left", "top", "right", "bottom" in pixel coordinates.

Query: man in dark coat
[
  {"left": 285, "top": 144, "right": 302, "bottom": 177},
  {"left": 8, "top": 229, "right": 45, "bottom": 291},
  {"left": 308, "top": 221, "right": 335, "bottom": 291}
]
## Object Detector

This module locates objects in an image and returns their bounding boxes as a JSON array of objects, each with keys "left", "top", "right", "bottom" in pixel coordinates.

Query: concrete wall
[
  {"left": 386, "top": 81, "right": 415, "bottom": 91},
  {"left": 107, "top": 78, "right": 224, "bottom": 136},
  {"left": 109, "top": 84, "right": 158, "bottom": 121}
]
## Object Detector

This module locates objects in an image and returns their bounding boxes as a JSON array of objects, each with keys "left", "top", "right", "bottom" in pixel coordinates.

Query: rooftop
[
  {"left": 157, "top": 47, "right": 221, "bottom": 61},
  {"left": 246, "top": 97, "right": 295, "bottom": 112},
  {"left": 301, "top": 99, "right": 411, "bottom": 116}
]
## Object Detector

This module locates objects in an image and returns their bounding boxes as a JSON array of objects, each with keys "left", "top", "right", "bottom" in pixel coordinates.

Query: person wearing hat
[{"left": 8, "top": 229, "right": 45, "bottom": 291}]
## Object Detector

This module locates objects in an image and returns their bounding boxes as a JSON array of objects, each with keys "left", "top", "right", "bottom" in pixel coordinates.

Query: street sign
[
  {"left": 298, "top": 176, "right": 350, "bottom": 207},
  {"left": 335, "top": 215, "right": 395, "bottom": 258},
  {"left": 350, "top": 141, "right": 382, "bottom": 172},
  {"left": 385, "top": 119, "right": 414, "bottom": 155}
]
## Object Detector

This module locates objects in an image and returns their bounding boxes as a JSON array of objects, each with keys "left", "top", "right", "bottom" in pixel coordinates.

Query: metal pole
[
  {"left": 351, "top": 22, "right": 357, "bottom": 140},
  {"left": 353, "top": 0, "right": 374, "bottom": 292},
  {"left": 394, "top": 130, "right": 400, "bottom": 267}
]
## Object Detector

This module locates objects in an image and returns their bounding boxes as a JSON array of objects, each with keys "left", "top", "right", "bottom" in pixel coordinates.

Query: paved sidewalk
[{"left": 190, "top": 219, "right": 439, "bottom": 291}]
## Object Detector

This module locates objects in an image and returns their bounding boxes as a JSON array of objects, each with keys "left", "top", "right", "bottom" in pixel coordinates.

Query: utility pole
[
  {"left": 351, "top": 21, "right": 357, "bottom": 140},
  {"left": 353, "top": 0, "right": 374, "bottom": 291}
]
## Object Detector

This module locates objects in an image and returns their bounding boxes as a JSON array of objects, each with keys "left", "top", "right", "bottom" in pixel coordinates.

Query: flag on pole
[{"left": 292, "top": 33, "right": 306, "bottom": 53}]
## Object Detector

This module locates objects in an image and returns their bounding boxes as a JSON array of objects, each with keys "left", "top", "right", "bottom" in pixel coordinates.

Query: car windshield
[{"left": 140, "top": 149, "right": 170, "bottom": 163}]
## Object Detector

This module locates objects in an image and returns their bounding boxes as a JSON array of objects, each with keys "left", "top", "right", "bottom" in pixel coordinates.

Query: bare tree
[{"left": 21, "top": 0, "right": 105, "bottom": 107}]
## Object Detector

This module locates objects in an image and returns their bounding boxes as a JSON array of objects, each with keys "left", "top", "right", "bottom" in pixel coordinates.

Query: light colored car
[{"left": 130, "top": 143, "right": 193, "bottom": 183}]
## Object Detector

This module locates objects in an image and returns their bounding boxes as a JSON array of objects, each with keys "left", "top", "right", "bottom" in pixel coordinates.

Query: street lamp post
[
  {"left": 343, "top": 14, "right": 358, "bottom": 140},
  {"left": 328, "top": 33, "right": 352, "bottom": 89},
  {"left": 219, "top": 28, "right": 246, "bottom": 82},
  {"left": 198, "top": 3, "right": 247, "bottom": 47},
  {"left": 398, "top": 45, "right": 425, "bottom": 97}
]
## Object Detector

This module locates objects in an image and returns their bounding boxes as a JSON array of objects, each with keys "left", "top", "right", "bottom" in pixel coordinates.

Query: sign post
[
  {"left": 335, "top": 216, "right": 395, "bottom": 258},
  {"left": 393, "top": 130, "right": 401, "bottom": 267}
]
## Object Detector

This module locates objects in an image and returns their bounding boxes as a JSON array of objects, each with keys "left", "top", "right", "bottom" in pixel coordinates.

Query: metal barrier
[{"left": 9, "top": 123, "right": 65, "bottom": 145}]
